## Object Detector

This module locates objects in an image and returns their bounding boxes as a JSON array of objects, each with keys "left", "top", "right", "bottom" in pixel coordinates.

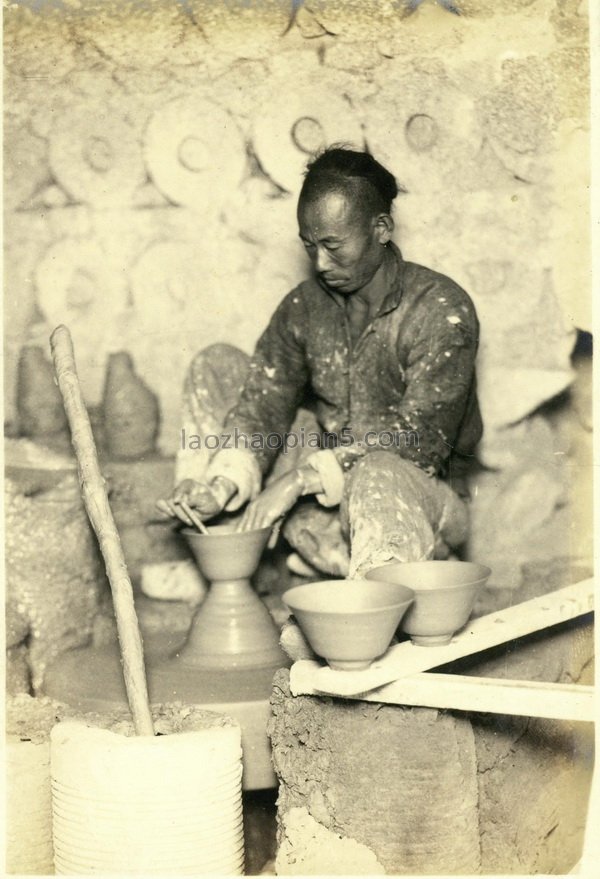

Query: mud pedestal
[{"left": 269, "top": 669, "right": 480, "bottom": 875}]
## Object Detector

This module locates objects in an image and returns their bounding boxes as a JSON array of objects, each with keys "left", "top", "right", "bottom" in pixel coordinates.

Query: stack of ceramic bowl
[
  {"left": 50, "top": 720, "right": 244, "bottom": 875},
  {"left": 5, "top": 732, "right": 54, "bottom": 874}
]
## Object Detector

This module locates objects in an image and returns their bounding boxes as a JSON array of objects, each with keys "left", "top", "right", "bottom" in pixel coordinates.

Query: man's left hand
[{"left": 238, "top": 469, "right": 305, "bottom": 531}]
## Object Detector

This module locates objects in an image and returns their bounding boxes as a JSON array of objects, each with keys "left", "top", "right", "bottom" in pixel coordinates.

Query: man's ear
[{"left": 375, "top": 213, "right": 394, "bottom": 245}]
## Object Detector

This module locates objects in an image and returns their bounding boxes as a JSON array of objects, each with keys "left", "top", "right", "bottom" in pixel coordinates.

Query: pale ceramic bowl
[
  {"left": 184, "top": 525, "right": 271, "bottom": 581},
  {"left": 282, "top": 579, "right": 415, "bottom": 670},
  {"left": 366, "top": 560, "right": 491, "bottom": 646}
]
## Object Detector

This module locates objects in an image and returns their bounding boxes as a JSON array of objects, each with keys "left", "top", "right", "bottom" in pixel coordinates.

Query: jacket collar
[
  {"left": 379, "top": 242, "right": 405, "bottom": 315},
  {"left": 318, "top": 241, "right": 406, "bottom": 315}
]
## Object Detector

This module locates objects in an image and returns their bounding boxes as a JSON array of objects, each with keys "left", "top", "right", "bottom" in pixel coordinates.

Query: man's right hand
[{"left": 156, "top": 476, "right": 236, "bottom": 526}]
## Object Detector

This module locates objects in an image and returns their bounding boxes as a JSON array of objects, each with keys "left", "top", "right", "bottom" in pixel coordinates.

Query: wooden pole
[
  {"left": 296, "top": 673, "right": 595, "bottom": 723},
  {"left": 50, "top": 325, "right": 155, "bottom": 737}
]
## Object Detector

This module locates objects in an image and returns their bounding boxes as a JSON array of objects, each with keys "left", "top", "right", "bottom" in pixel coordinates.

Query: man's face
[{"left": 297, "top": 189, "right": 388, "bottom": 295}]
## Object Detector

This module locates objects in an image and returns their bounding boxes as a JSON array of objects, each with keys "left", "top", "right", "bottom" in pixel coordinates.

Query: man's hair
[{"left": 300, "top": 146, "right": 400, "bottom": 216}]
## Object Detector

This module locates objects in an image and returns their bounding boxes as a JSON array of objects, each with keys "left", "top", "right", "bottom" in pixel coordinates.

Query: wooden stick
[
  {"left": 50, "top": 325, "right": 154, "bottom": 737},
  {"left": 294, "top": 671, "right": 594, "bottom": 723},
  {"left": 290, "top": 578, "right": 595, "bottom": 698},
  {"left": 178, "top": 500, "right": 209, "bottom": 534}
]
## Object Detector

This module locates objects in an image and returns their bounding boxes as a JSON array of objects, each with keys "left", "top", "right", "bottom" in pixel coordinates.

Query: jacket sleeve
[
  {"left": 388, "top": 287, "right": 480, "bottom": 476},
  {"left": 206, "top": 288, "right": 310, "bottom": 497}
]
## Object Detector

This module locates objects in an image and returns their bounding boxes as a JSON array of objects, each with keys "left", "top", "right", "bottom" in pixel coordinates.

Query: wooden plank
[
  {"left": 299, "top": 673, "right": 595, "bottom": 722},
  {"left": 290, "top": 579, "right": 594, "bottom": 698}
]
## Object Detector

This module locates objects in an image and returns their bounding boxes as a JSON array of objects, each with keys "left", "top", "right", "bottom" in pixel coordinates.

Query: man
[{"left": 157, "top": 147, "right": 482, "bottom": 578}]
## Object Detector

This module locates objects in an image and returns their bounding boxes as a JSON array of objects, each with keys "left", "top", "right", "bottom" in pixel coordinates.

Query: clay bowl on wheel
[
  {"left": 366, "top": 560, "right": 491, "bottom": 647},
  {"left": 282, "top": 579, "right": 414, "bottom": 671},
  {"left": 183, "top": 524, "right": 271, "bottom": 581}
]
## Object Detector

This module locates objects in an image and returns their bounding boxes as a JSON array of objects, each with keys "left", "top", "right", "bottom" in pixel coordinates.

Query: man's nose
[{"left": 314, "top": 247, "right": 333, "bottom": 273}]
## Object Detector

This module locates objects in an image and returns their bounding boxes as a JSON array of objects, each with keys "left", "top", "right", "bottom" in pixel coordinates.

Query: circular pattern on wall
[
  {"left": 48, "top": 106, "right": 146, "bottom": 208},
  {"left": 362, "top": 65, "right": 480, "bottom": 194},
  {"left": 251, "top": 83, "right": 364, "bottom": 193},
  {"left": 144, "top": 96, "right": 247, "bottom": 211},
  {"left": 36, "top": 238, "right": 128, "bottom": 332}
]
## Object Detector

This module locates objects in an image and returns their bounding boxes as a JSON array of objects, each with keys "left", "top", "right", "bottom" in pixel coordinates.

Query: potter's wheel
[
  {"left": 43, "top": 523, "right": 290, "bottom": 790},
  {"left": 43, "top": 633, "right": 283, "bottom": 790}
]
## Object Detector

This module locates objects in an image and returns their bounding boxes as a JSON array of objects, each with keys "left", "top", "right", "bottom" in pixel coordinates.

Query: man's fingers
[
  {"left": 172, "top": 503, "right": 194, "bottom": 526},
  {"left": 239, "top": 510, "right": 254, "bottom": 531},
  {"left": 156, "top": 499, "right": 188, "bottom": 520},
  {"left": 188, "top": 492, "right": 218, "bottom": 514},
  {"left": 240, "top": 505, "right": 261, "bottom": 531},
  {"left": 156, "top": 499, "right": 175, "bottom": 518}
]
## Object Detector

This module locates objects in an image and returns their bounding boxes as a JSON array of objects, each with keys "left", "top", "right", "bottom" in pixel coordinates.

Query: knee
[
  {"left": 188, "top": 344, "right": 250, "bottom": 400},
  {"left": 189, "top": 343, "right": 248, "bottom": 373},
  {"left": 349, "top": 451, "right": 415, "bottom": 489},
  {"left": 351, "top": 450, "right": 391, "bottom": 478}
]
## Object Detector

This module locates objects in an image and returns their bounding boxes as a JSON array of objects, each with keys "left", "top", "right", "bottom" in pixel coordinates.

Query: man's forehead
[{"left": 298, "top": 189, "right": 364, "bottom": 235}]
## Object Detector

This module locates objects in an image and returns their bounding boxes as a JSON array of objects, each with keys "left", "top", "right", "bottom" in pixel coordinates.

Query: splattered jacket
[{"left": 209, "top": 243, "right": 482, "bottom": 504}]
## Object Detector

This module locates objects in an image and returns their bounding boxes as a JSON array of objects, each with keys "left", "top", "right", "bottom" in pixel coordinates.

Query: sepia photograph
[{"left": 2, "top": 0, "right": 596, "bottom": 875}]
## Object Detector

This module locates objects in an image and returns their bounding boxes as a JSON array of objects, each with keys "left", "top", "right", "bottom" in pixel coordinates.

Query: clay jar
[
  {"left": 102, "top": 351, "right": 160, "bottom": 459},
  {"left": 16, "top": 346, "right": 68, "bottom": 442}
]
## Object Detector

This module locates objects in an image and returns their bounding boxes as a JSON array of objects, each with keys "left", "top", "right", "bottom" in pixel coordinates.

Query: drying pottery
[
  {"left": 366, "top": 560, "right": 491, "bottom": 646},
  {"left": 50, "top": 711, "right": 244, "bottom": 875},
  {"left": 16, "top": 345, "right": 69, "bottom": 442},
  {"left": 178, "top": 523, "right": 286, "bottom": 669},
  {"left": 102, "top": 351, "right": 160, "bottom": 459},
  {"left": 282, "top": 579, "right": 415, "bottom": 670}
]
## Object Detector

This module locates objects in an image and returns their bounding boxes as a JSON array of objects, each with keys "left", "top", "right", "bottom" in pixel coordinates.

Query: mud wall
[{"left": 4, "top": 0, "right": 590, "bottom": 453}]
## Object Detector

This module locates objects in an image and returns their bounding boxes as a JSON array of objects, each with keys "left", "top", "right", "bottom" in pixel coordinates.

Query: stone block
[
  {"left": 269, "top": 669, "right": 481, "bottom": 874},
  {"left": 3, "top": 3, "right": 76, "bottom": 79},
  {"left": 4, "top": 474, "right": 107, "bottom": 692},
  {"left": 189, "top": 0, "right": 291, "bottom": 62},
  {"left": 72, "top": 0, "right": 204, "bottom": 70}
]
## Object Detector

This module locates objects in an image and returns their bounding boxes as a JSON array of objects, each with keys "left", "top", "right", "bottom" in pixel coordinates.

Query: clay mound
[{"left": 6, "top": 693, "right": 239, "bottom": 743}]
